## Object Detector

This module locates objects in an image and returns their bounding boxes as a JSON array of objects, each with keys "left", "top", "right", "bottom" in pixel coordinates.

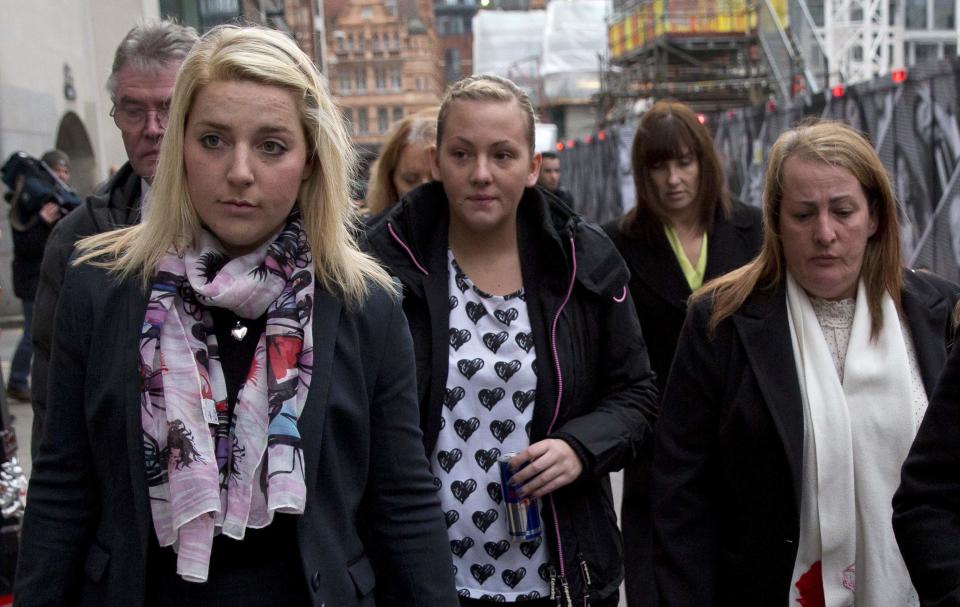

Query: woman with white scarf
[
  {"left": 651, "top": 120, "right": 959, "bottom": 607},
  {"left": 14, "top": 25, "right": 457, "bottom": 607}
]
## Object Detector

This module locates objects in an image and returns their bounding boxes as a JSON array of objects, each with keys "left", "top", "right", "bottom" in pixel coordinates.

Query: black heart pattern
[
  {"left": 466, "top": 301, "right": 487, "bottom": 324},
  {"left": 515, "top": 331, "right": 534, "bottom": 353},
  {"left": 455, "top": 271, "right": 470, "bottom": 293},
  {"left": 484, "top": 540, "right": 510, "bottom": 559},
  {"left": 487, "top": 481, "right": 503, "bottom": 504},
  {"left": 451, "top": 479, "right": 477, "bottom": 504},
  {"left": 495, "top": 360, "right": 522, "bottom": 383},
  {"left": 538, "top": 563, "right": 552, "bottom": 582},
  {"left": 520, "top": 536, "right": 542, "bottom": 558},
  {"left": 482, "top": 331, "right": 509, "bottom": 354},
  {"left": 454, "top": 417, "right": 480, "bottom": 442},
  {"left": 443, "top": 387, "right": 465, "bottom": 411},
  {"left": 494, "top": 307, "right": 519, "bottom": 326},
  {"left": 458, "top": 358, "right": 484, "bottom": 380},
  {"left": 512, "top": 389, "right": 536, "bottom": 413},
  {"left": 478, "top": 387, "right": 505, "bottom": 411},
  {"left": 450, "top": 537, "right": 474, "bottom": 558},
  {"left": 448, "top": 295, "right": 459, "bottom": 310},
  {"left": 449, "top": 328, "right": 472, "bottom": 351},
  {"left": 532, "top": 359, "right": 538, "bottom": 377},
  {"left": 525, "top": 420, "right": 532, "bottom": 439},
  {"left": 457, "top": 588, "right": 469, "bottom": 597},
  {"left": 516, "top": 592, "right": 541, "bottom": 600},
  {"left": 437, "top": 448, "right": 462, "bottom": 473},
  {"left": 440, "top": 417, "right": 446, "bottom": 430},
  {"left": 475, "top": 447, "right": 501, "bottom": 472},
  {"left": 490, "top": 419, "right": 516, "bottom": 443},
  {"left": 479, "top": 594, "right": 506, "bottom": 602},
  {"left": 472, "top": 508, "right": 499, "bottom": 533},
  {"left": 471, "top": 563, "right": 495, "bottom": 585},
  {"left": 444, "top": 509, "right": 459, "bottom": 528},
  {"left": 502, "top": 567, "right": 526, "bottom": 589},
  {"left": 433, "top": 477, "right": 442, "bottom": 489}
]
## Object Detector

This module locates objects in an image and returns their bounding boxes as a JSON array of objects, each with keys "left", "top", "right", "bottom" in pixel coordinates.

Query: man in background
[
  {"left": 30, "top": 20, "right": 198, "bottom": 455},
  {"left": 537, "top": 150, "right": 575, "bottom": 207}
]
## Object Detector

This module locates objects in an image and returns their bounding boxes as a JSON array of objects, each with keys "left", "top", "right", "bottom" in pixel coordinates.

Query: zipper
[
  {"left": 547, "top": 232, "right": 578, "bottom": 606},
  {"left": 387, "top": 221, "right": 429, "bottom": 276},
  {"left": 578, "top": 553, "right": 592, "bottom": 606}
]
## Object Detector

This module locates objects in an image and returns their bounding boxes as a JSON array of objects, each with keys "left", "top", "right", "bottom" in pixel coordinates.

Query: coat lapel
[
  {"left": 123, "top": 284, "right": 152, "bottom": 554},
  {"left": 621, "top": 232, "right": 690, "bottom": 311},
  {"left": 300, "top": 289, "right": 342, "bottom": 492},
  {"left": 704, "top": 210, "right": 757, "bottom": 280},
  {"left": 733, "top": 287, "right": 805, "bottom": 511},
  {"left": 901, "top": 271, "right": 953, "bottom": 395}
]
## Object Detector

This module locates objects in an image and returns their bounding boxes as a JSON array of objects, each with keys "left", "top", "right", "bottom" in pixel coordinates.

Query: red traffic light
[
  {"left": 832, "top": 84, "right": 845, "bottom": 98},
  {"left": 892, "top": 69, "right": 907, "bottom": 84}
]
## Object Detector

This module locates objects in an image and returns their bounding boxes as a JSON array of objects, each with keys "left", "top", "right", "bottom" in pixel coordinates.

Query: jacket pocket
[
  {"left": 83, "top": 542, "right": 110, "bottom": 582},
  {"left": 347, "top": 553, "right": 376, "bottom": 597}
]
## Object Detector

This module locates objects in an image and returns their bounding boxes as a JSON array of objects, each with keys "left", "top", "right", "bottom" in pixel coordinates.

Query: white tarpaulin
[
  {"left": 541, "top": 0, "right": 609, "bottom": 103},
  {"left": 472, "top": 10, "right": 546, "bottom": 101}
]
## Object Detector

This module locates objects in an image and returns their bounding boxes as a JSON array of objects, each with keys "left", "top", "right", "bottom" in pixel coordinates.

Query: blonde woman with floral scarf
[{"left": 15, "top": 25, "right": 457, "bottom": 607}]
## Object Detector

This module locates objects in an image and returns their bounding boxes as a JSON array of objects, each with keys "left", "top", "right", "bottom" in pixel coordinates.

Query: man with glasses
[{"left": 29, "top": 21, "right": 198, "bottom": 455}]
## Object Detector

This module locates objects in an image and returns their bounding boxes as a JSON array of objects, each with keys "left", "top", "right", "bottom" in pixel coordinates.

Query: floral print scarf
[{"left": 139, "top": 211, "right": 314, "bottom": 582}]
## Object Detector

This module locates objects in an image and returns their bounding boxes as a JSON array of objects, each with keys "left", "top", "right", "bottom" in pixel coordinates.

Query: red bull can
[{"left": 498, "top": 453, "right": 542, "bottom": 541}]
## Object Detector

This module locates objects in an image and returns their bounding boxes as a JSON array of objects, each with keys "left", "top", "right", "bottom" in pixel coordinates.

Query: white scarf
[{"left": 786, "top": 273, "right": 919, "bottom": 607}]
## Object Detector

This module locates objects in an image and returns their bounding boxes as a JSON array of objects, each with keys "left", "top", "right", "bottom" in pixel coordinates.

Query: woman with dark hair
[
  {"left": 653, "top": 120, "right": 959, "bottom": 606},
  {"left": 602, "top": 99, "right": 762, "bottom": 606}
]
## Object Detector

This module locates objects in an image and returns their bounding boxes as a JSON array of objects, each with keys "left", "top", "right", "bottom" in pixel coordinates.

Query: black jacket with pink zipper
[{"left": 365, "top": 182, "right": 659, "bottom": 604}]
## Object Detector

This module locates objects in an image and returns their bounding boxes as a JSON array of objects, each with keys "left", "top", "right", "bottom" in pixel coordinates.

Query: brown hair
[
  {"left": 696, "top": 120, "right": 902, "bottom": 338},
  {"left": 437, "top": 74, "right": 536, "bottom": 156},
  {"left": 620, "top": 99, "right": 730, "bottom": 239},
  {"left": 365, "top": 106, "right": 439, "bottom": 215}
]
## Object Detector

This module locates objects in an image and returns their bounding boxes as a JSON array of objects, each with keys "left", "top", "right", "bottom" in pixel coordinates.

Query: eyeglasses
[{"left": 110, "top": 104, "right": 170, "bottom": 130}]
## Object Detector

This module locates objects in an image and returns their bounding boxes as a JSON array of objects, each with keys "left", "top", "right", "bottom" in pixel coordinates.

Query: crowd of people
[{"left": 7, "top": 17, "right": 960, "bottom": 607}]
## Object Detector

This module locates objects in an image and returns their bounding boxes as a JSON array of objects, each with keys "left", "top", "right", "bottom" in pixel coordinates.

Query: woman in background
[
  {"left": 364, "top": 106, "right": 439, "bottom": 216},
  {"left": 603, "top": 99, "right": 762, "bottom": 607}
]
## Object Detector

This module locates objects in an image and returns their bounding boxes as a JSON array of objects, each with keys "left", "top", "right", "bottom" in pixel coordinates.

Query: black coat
[
  {"left": 894, "top": 313, "right": 960, "bottom": 606},
  {"left": 14, "top": 261, "right": 458, "bottom": 607},
  {"left": 366, "top": 182, "right": 659, "bottom": 603},
  {"left": 653, "top": 269, "right": 959, "bottom": 607},
  {"left": 602, "top": 201, "right": 762, "bottom": 607},
  {"left": 30, "top": 162, "right": 143, "bottom": 457}
]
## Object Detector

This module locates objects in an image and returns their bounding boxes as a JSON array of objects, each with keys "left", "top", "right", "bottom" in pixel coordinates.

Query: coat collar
[
  {"left": 731, "top": 269, "right": 956, "bottom": 514},
  {"left": 732, "top": 283, "right": 805, "bottom": 512},
  {"left": 616, "top": 202, "right": 760, "bottom": 311}
]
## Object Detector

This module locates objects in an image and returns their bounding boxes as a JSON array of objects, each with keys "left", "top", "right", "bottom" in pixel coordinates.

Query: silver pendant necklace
[{"left": 230, "top": 320, "right": 248, "bottom": 341}]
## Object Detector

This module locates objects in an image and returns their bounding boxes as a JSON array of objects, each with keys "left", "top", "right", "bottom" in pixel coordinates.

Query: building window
[
  {"left": 392, "top": 32, "right": 400, "bottom": 50},
  {"left": 934, "top": 0, "right": 954, "bottom": 29},
  {"left": 378, "top": 107, "right": 389, "bottom": 133},
  {"left": 357, "top": 35, "right": 365, "bottom": 52},
  {"left": 905, "top": 0, "right": 927, "bottom": 29},
  {"left": 416, "top": 77, "right": 425, "bottom": 91},
  {"left": 361, "top": 7, "right": 372, "bottom": 20},
  {"left": 390, "top": 68, "right": 403, "bottom": 90},
  {"left": 339, "top": 70, "right": 352, "bottom": 94},
  {"left": 385, "top": 0, "right": 397, "bottom": 16},
  {"left": 393, "top": 106, "right": 404, "bottom": 122},
  {"left": 915, "top": 43, "right": 939, "bottom": 62},
  {"left": 372, "top": 33, "right": 381, "bottom": 52},
  {"left": 335, "top": 32, "right": 345, "bottom": 53},
  {"left": 445, "top": 48, "right": 461, "bottom": 83},
  {"left": 358, "top": 108, "right": 369, "bottom": 134},
  {"left": 375, "top": 68, "right": 387, "bottom": 90},
  {"left": 356, "top": 69, "right": 367, "bottom": 92}
]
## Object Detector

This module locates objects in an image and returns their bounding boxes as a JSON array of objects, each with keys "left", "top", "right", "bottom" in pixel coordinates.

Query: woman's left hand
[{"left": 508, "top": 438, "right": 583, "bottom": 498}]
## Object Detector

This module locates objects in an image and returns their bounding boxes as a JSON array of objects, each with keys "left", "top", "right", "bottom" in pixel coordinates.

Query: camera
[{"left": 0, "top": 151, "right": 82, "bottom": 218}]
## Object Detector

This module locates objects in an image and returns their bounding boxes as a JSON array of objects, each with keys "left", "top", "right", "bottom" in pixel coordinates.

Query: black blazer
[
  {"left": 654, "top": 269, "right": 959, "bottom": 607},
  {"left": 603, "top": 202, "right": 762, "bottom": 607},
  {"left": 15, "top": 262, "right": 458, "bottom": 607},
  {"left": 894, "top": 313, "right": 960, "bottom": 606}
]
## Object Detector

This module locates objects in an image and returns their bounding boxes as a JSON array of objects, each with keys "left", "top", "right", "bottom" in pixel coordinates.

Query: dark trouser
[{"left": 8, "top": 298, "right": 33, "bottom": 391}]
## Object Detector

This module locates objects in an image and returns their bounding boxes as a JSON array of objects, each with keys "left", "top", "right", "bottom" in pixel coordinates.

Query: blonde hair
[
  {"left": 697, "top": 120, "right": 902, "bottom": 338},
  {"left": 365, "top": 106, "right": 439, "bottom": 215},
  {"left": 437, "top": 74, "right": 536, "bottom": 156},
  {"left": 76, "top": 25, "right": 394, "bottom": 306}
]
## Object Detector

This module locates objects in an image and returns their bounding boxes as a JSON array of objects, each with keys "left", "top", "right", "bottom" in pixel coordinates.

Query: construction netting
[{"left": 560, "top": 56, "right": 960, "bottom": 282}]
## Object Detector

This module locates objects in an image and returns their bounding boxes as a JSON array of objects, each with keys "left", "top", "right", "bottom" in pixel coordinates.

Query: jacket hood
[{"left": 366, "top": 182, "right": 629, "bottom": 299}]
